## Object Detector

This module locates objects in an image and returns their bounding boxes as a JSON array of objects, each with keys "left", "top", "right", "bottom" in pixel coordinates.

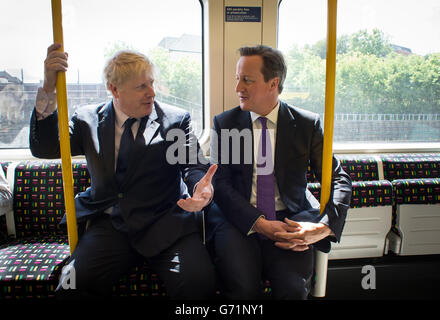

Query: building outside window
[
  {"left": 278, "top": 0, "right": 440, "bottom": 145},
  {"left": 0, "top": 0, "right": 204, "bottom": 149}
]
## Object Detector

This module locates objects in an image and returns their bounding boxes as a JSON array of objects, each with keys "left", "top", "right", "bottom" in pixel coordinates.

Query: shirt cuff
[
  {"left": 35, "top": 87, "right": 57, "bottom": 120},
  {"left": 319, "top": 214, "right": 335, "bottom": 237},
  {"left": 247, "top": 215, "right": 265, "bottom": 236}
]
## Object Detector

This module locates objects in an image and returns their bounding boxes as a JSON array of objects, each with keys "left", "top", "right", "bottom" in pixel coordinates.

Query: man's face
[
  {"left": 235, "top": 55, "right": 278, "bottom": 115},
  {"left": 111, "top": 71, "right": 155, "bottom": 118}
]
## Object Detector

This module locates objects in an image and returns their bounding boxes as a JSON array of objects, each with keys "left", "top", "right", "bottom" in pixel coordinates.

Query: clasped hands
[
  {"left": 254, "top": 217, "right": 332, "bottom": 251},
  {"left": 177, "top": 164, "right": 217, "bottom": 212}
]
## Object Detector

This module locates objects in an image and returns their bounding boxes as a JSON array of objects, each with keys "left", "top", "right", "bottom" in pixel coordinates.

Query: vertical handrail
[
  {"left": 51, "top": 0, "right": 78, "bottom": 254},
  {"left": 312, "top": 0, "right": 338, "bottom": 298}
]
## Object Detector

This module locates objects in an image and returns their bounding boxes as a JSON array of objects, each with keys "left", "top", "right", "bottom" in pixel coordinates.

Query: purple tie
[{"left": 257, "top": 117, "right": 276, "bottom": 220}]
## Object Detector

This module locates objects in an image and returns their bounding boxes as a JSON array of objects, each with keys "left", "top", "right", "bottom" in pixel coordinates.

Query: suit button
[{"left": 118, "top": 193, "right": 123, "bottom": 199}]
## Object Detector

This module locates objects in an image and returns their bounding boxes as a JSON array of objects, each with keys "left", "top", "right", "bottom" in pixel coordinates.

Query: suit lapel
[
  {"left": 234, "top": 110, "right": 254, "bottom": 201},
  {"left": 142, "top": 103, "right": 161, "bottom": 146},
  {"left": 275, "top": 101, "right": 297, "bottom": 178},
  {"left": 97, "top": 101, "right": 116, "bottom": 179}
]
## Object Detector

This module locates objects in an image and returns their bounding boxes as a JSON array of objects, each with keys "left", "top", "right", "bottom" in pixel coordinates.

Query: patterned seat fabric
[
  {"left": 307, "top": 180, "right": 392, "bottom": 208},
  {"left": 382, "top": 154, "right": 440, "bottom": 232},
  {"left": 351, "top": 180, "right": 393, "bottom": 208},
  {"left": 306, "top": 155, "right": 380, "bottom": 184},
  {"left": 112, "top": 264, "right": 167, "bottom": 298},
  {"left": 0, "top": 159, "right": 165, "bottom": 299},
  {"left": 0, "top": 160, "right": 88, "bottom": 298},
  {"left": 392, "top": 178, "right": 440, "bottom": 205},
  {"left": 382, "top": 153, "right": 440, "bottom": 180},
  {"left": 13, "top": 160, "right": 90, "bottom": 239},
  {"left": 338, "top": 155, "right": 380, "bottom": 182},
  {"left": 0, "top": 238, "right": 69, "bottom": 299}
]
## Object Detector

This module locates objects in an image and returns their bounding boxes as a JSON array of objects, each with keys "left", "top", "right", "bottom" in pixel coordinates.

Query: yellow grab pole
[
  {"left": 313, "top": 0, "right": 338, "bottom": 298},
  {"left": 320, "top": 0, "right": 338, "bottom": 212},
  {"left": 51, "top": 0, "right": 78, "bottom": 254}
]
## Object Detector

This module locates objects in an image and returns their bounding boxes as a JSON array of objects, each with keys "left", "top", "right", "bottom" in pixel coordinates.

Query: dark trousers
[
  {"left": 56, "top": 215, "right": 216, "bottom": 300},
  {"left": 207, "top": 204, "right": 314, "bottom": 300}
]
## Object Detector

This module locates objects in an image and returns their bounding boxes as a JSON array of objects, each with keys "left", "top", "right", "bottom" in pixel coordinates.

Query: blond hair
[{"left": 103, "top": 50, "right": 154, "bottom": 89}]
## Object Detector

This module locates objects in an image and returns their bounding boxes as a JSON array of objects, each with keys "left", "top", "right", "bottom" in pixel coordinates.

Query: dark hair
[{"left": 239, "top": 45, "right": 287, "bottom": 93}]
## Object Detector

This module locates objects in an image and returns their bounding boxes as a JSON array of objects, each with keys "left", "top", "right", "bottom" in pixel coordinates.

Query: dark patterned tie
[
  {"left": 256, "top": 117, "right": 276, "bottom": 220},
  {"left": 115, "top": 118, "right": 136, "bottom": 186}
]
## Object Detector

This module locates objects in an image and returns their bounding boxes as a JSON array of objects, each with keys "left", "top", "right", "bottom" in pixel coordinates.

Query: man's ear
[
  {"left": 270, "top": 77, "right": 279, "bottom": 91},
  {"left": 109, "top": 83, "right": 119, "bottom": 99}
]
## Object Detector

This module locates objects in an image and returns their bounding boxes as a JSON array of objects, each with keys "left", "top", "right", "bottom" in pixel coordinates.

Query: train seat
[
  {"left": 307, "top": 154, "right": 393, "bottom": 260},
  {"left": 382, "top": 154, "right": 440, "bottom": 256},
  {"left": 0, "top": 160, "right": 166, "bottom": 299},
  {"left": 1, "top": 154, "right": 438, "bottom": 299}
]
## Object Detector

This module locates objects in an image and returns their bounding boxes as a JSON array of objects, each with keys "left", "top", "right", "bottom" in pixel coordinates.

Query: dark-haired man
[{"left": 208, "top": 45, "right": 352, "bottom": 299}]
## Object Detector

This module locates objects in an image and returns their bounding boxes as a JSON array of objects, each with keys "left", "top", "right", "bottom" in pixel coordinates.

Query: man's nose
[
  {"left": 147, "top": 85, "right": 155, "bottom": 97},
  {"left": 235, "top": 80, "right": 242, "bottom": 93}
]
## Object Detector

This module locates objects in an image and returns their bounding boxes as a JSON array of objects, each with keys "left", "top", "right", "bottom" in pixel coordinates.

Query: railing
[
  {"left": 0, "top": 86, "right": 438, "bottom": 146},
  {"left": 0, "top": 88, "right": 204, "bottom": 147},
  {"left": 334, "top": 113, "right": 440, "bottom": 121}
]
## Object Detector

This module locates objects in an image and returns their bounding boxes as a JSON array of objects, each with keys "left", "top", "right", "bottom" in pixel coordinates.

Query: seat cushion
[
  {"left": 392, "top": 178, "right": 440, "bottom": 205},
  {"left": 0, "top": 237, "right": 69, "bottom": 298},
  {"left": 351, "top": 180, "right": 393, "bottom": 208},
  {"left": 0, "top": 238, "right": 168, "bottom": 299}
]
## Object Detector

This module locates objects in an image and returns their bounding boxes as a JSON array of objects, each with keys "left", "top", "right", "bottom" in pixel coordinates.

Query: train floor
[{"left": 318, "top": 254, "right": 440, "bottom": 300}]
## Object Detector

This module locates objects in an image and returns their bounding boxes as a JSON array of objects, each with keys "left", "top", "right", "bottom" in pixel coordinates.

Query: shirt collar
[
  {"left": 113, "top": 103, "right": 131, "bottom": 129},
  {"left": 113, "top": 101, "right": 156, "bottom": 128},
  {"left": 250, "top": 100, "right": 280, "bottom": 125}
]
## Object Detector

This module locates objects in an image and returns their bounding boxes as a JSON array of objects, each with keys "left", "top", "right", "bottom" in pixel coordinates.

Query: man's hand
[
  {"left": 44, "top": 43, "right": 68, "bottom": 94},
  {"left": 253, "top": 217, "right": 291, "bottom": 242},
  {"left": 177, "top": 164, "right": 217, "bottom": 212},
  {"left": 273, "top": 218, "right": 332, "bottom": 251}
]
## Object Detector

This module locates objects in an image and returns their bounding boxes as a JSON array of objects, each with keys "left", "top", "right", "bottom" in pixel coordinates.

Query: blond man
[{"left": 30, "top": 43, "right": 216, "bottom": 299}]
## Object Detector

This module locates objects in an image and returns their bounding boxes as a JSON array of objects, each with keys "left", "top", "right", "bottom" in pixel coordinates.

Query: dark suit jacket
[
  {"left": 210, "top": 101, "right": 352, "bottom": 251},
  {"left": 29, "top": 100, "right": 209, "bottom": 257}
]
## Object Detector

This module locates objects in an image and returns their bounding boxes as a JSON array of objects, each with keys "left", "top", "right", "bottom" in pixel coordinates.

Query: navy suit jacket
[
  {"left": 210, "top": 101, "right": 352, "bottom": 252},
  {"left": 30, "top": 100, "right": 209, "bottom": 257}
]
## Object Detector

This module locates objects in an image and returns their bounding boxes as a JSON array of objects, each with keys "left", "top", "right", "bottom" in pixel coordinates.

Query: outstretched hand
[{"left": 177, "top": 164, "right": 217, "bottom": 212}]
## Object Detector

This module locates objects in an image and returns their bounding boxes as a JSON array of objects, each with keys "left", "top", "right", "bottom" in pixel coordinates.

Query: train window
[
  {"left": 279, "top": 0, "right": 440, "bottom": 148},
  {"left": 0, "top": 0, "right": 203, "bottom": 150}
]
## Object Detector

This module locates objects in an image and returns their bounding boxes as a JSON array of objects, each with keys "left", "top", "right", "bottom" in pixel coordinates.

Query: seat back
[{"left": 11, "top": 160, "right": 90, "bottom": 239}]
